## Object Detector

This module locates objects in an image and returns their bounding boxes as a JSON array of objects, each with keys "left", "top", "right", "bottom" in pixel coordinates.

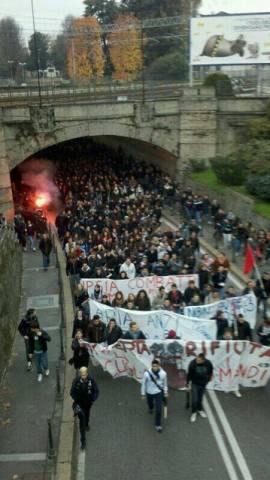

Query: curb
[{"left": 54, "top": 237, "right": 75, "bottom": 480}]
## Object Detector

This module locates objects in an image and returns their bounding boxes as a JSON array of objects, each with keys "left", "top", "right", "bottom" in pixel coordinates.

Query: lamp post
[
  {"left": 30, "top": 0, "right": 42, "bottom": 106},
  {"left": 19, "top": 62, "right": 27, "bottom": 83},
  {"left": 7, "top": 60, "right": 14, "bottom": 86}
]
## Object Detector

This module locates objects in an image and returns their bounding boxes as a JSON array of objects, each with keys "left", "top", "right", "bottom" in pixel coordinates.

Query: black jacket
[
  {"left": 71, "top": 339, "right": 89, "bottom": 369},
  {"left": 18, "top": 316, "right": 40, "bottom": 337},
  {"left": 235, "top": 321, "right": 253, "bottom": 341},
  {"left": 87, "top": 321, "right": 106, "bottom": 343},
  {"left": 70, "top": 375, "right": 99, "bottom": 409},
  {"left": 39, "top": 238, "right": 52, "bottom": 256},
  {"left": 187, "top": 358, "right": 213, "bottom": 387},
  {"left": 105, "top": 325, "right": 123, "bottom": 345},
  {"left": 28, "top": 329, "right": 51, "bottom": 353}
]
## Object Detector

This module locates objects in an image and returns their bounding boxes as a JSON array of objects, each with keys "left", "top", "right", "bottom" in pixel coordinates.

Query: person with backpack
[
  {"left": 141, "top": 359, "right": 168, "bottom": 433},
  {"left": 70, "top": 367, "right": 99, "bottom": 450}
]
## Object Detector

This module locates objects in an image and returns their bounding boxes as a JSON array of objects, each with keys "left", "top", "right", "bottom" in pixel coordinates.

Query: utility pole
[
  {"left": 189, "top": 0, "right": 194, "bottom": 87},
  {"left": 140, "top": 20, "right": 145, "bottom": 104},
  {"left": 30, "top": 0, "right": 42, "bottom": 107}
]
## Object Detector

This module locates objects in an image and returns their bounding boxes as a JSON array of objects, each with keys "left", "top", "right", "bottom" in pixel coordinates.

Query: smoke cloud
[{"left": 19, "top": 158, "right": 62, "bottom": 213}]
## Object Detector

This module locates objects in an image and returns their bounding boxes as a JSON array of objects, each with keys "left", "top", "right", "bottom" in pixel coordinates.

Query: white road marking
[
  {"left": 209, "top": 391, "right": 253, "bottom": 480},
  {"left": 163, "top": 215, "right": 253, "bottom": 479},
  {"left": 76, "top": 449, "right": 86, "bottom": 480},
  {"left": 0, "top": 452, "right": 46, "bottom": 462},
  {"left": 203, "top": 396, "right": 239, "bottom": 480}
]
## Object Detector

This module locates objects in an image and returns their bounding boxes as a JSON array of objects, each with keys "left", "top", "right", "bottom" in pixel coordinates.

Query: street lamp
[
  {"left": 19, "top": 62, "right": 27, "bottom": 83},
  {"left": 7, "top": 60, "right": 14, "bottom": 86}
]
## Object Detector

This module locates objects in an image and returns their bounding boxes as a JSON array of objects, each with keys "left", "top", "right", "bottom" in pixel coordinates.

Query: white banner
[
  {"left": 83, "top": 339, "right": 270, "bottom": 392},
  {"left": 89, "top": 299, "right": 217, "bottom": 341},
  {"left": 81, "top": 274, "right": 198, "bottom": 303},
  {"left": 191, "top": 14, "right": 270, "bottom": 65},
  {"left": 184, "top": 294, "right": 257, "bottom": 329}
]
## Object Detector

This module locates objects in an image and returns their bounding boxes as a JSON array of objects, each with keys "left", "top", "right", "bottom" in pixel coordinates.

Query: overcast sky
[{"left": 0, "top": 0, "right": 270, "bottom": 40}]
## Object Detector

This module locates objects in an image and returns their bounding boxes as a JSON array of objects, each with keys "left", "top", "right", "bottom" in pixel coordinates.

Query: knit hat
[{"left": 167, "top": 330, "right": 177, "bottom": 338}]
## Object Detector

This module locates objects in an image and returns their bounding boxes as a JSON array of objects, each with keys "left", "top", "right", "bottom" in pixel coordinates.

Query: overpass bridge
[{"left": 0, "top": 86, "right": 268, "bottom": 219}]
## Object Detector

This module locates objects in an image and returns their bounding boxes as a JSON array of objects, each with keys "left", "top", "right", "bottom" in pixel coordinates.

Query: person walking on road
[
  {"left": 141, "top": 359, "right": 168, "bottom": 433},
  {"left": 39, "top": 233, "right": 52, "bottom": 270},
  {"left": 186, "top": 353, "right": 213, "bottom": 423},
  {"left": 18, "top": 308, "right": 40, "bottom": 371},
  {"left": 70, "top": 366, "right": 99, "bottom": 450},
  {"left": 28, "top": 323, "right": 51, "bottom": 382}
]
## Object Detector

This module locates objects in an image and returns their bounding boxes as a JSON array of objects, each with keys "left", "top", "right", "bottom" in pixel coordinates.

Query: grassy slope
[{"left": 190, "top": 169, "right": 270, "bottom": 219}]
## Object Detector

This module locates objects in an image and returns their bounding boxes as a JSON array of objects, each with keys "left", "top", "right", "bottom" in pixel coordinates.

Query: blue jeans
[
  {"left": 191, "top": 383, "right": 205, "bottom": 413},
  {"left": 28, "top": 235, "right": 35, "bottom": 250},
  {"left": 146, "top": 392, "right": 163, "bottom": 427},
  {"left": 42, "top": 254, "right": 50, "bottom": 269},
  {"left": 34, "top": 351, "right": 48, "bottom": 374}
]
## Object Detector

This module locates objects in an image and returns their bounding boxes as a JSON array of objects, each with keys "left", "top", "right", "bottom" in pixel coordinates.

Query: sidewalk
[{"left": 0, "top": 248, "right": 62, "bottom": 480}]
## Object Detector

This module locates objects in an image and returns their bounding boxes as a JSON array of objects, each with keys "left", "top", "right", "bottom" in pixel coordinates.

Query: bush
[
  {"left": 210, "top": 154, "right": 247, "bottom": 185},
  {"left": 145, "top": 51, "right": 187, "bottom": 81},
  {"left": 245, "top": 173, "right": 270, "bottom": 201},
  {"left": 203, "top": 73, "right": 233, "bottom": 96},
  {"left": 238, "top": 140, "right": 270, "bottom": 175},
  {"left": 189, "top": 159, "right": 207, "bottom": 172}
]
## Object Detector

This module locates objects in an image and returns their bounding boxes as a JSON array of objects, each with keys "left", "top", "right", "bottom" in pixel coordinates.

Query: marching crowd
[{"left": 13, "top": 140, "right": 270, "bottom": 447}]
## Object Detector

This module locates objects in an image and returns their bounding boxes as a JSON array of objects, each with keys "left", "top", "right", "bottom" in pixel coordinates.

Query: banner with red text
[
  {"left": 82, "top": 339, "right": 270, "bottom": 392},
  {"left": 81, "top": 274, "right": 198, "bottom": 303}
]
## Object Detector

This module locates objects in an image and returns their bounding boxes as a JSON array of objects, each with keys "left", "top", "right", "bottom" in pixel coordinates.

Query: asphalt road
[
  {"left": 80, "top": 364, "right": 270, "bottom": 480},
  {"left": 80, "top": 216, "right": 270, "bottom": 480}
]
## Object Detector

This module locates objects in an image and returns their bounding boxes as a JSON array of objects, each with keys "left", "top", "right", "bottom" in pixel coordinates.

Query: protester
[
  {"left": 120, "top": 257, "right": 136, "bottom": 279},
  {"left": 18, "top": 308, "right": 40, "bottom": 371},
  {"left": 28, "top": 323, "right": 51, "bottom": 382},
  {"left": 141, "top": 359, "right": 168, "bottom": 432},
  {"left": 105, "top": 319, "right": 123, "bottom": 345},
  {"left": 72, "top": 309, "right": 88, "bottom": 338},
  {"left": 234, "top": 314, "right": 253, "bottom": 341},
  {"left": 186, "top": 353, "right": 213, "bottom": 423},
  {"left": 152, "top": 286, "right": 167, "bottom": 310},
  {"left": 257, "top": 317, "right": 270, "bottom": 346},
  {"left": 166, "top": 283, "right": 184, "bottom": 313},
  {"left": 123, "top": 321, "right": 146, "bottom": 340},
  {"left": 112, "top": 291, "right": 125, "bottom": 308},
  {"left": 70, "top": 330, "right": 89, "bottom": 370},
  {"left": 134, "top": 289, "right": 151, "bottom": 311},
  {"left": 87, "top": 315, "right": 106, "bottom": 343},
  {"left": 39, "top": 233, "right": 53, "bottom": 270},
  {"left": 211, "top": 310, "right": 229, "bottom": 340},
  {"left": 70, "top": 366, "right": 99, "bottom": 449}
]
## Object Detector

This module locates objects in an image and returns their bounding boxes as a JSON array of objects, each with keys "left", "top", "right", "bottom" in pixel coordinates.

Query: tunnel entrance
[{"left": 10, "top": 136, "right": 177, "bottom": 221}]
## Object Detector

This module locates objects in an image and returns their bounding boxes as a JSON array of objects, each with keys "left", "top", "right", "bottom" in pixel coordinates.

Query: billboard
[{"left": 190, "top": 13, "right": 270, "bottom": 66}]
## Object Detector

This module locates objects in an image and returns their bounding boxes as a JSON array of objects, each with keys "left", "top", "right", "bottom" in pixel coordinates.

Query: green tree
[
  {"left": 50, "top": 15, "right": 74, "bottom": 77},
  {"left": 83, "top": 0, "right": 120, "bottom": 24},
  {"left": 145, "top": 51, "right": 187, "bottom": 80},
  {"left": 203, "top": 73, "right": 233, "bottom": 96},
  {"left": 28, "top": 32, "right": 50, "bottom": 71},
  {"left": 0, "top": 17, "right": 26, "bottom": 80}
]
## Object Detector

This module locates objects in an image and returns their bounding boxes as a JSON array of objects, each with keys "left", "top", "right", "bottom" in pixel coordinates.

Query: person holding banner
[
  {"left": 186, "top": 353, "right": 213, "bottom": 423},
  {"left": 105, "top": 319, "right": 123, "bottom": 345},
  {"left": 141, "top": 359, "right": 168, "bottom": 433},
  {"left": 123, "top": 322, "right": 146, "bottom": 340}
]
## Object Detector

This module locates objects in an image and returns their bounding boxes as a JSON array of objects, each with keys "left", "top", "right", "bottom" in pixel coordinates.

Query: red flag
[{"left": 243, "top": 243, "right": 255, "bottom": 274}]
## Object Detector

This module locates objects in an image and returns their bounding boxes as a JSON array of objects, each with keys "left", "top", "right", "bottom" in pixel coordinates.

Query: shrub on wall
[
  {"left": 210, "top": 154, "right": 247, "bottom": 185},
  {"left": 245, "top": 173, "right": 270, "bottom": 201},
  {"left": 203, "top": 73, "right": 233, "bottom": 96}
]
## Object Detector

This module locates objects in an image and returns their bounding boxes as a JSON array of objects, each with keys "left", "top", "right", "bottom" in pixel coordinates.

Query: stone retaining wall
[{"left": 0, "top": 226, "right": 22, "bottom": 380}]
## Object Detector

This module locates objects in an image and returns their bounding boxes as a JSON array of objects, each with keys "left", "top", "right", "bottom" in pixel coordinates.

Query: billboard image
[{"left": 190, "top": 13, "right": 270, "bottom": 65}]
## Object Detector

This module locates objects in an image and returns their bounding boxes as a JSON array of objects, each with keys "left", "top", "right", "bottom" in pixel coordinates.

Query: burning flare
[{"left": 35, "top": 193, "right": 50, "bottom": 208}]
